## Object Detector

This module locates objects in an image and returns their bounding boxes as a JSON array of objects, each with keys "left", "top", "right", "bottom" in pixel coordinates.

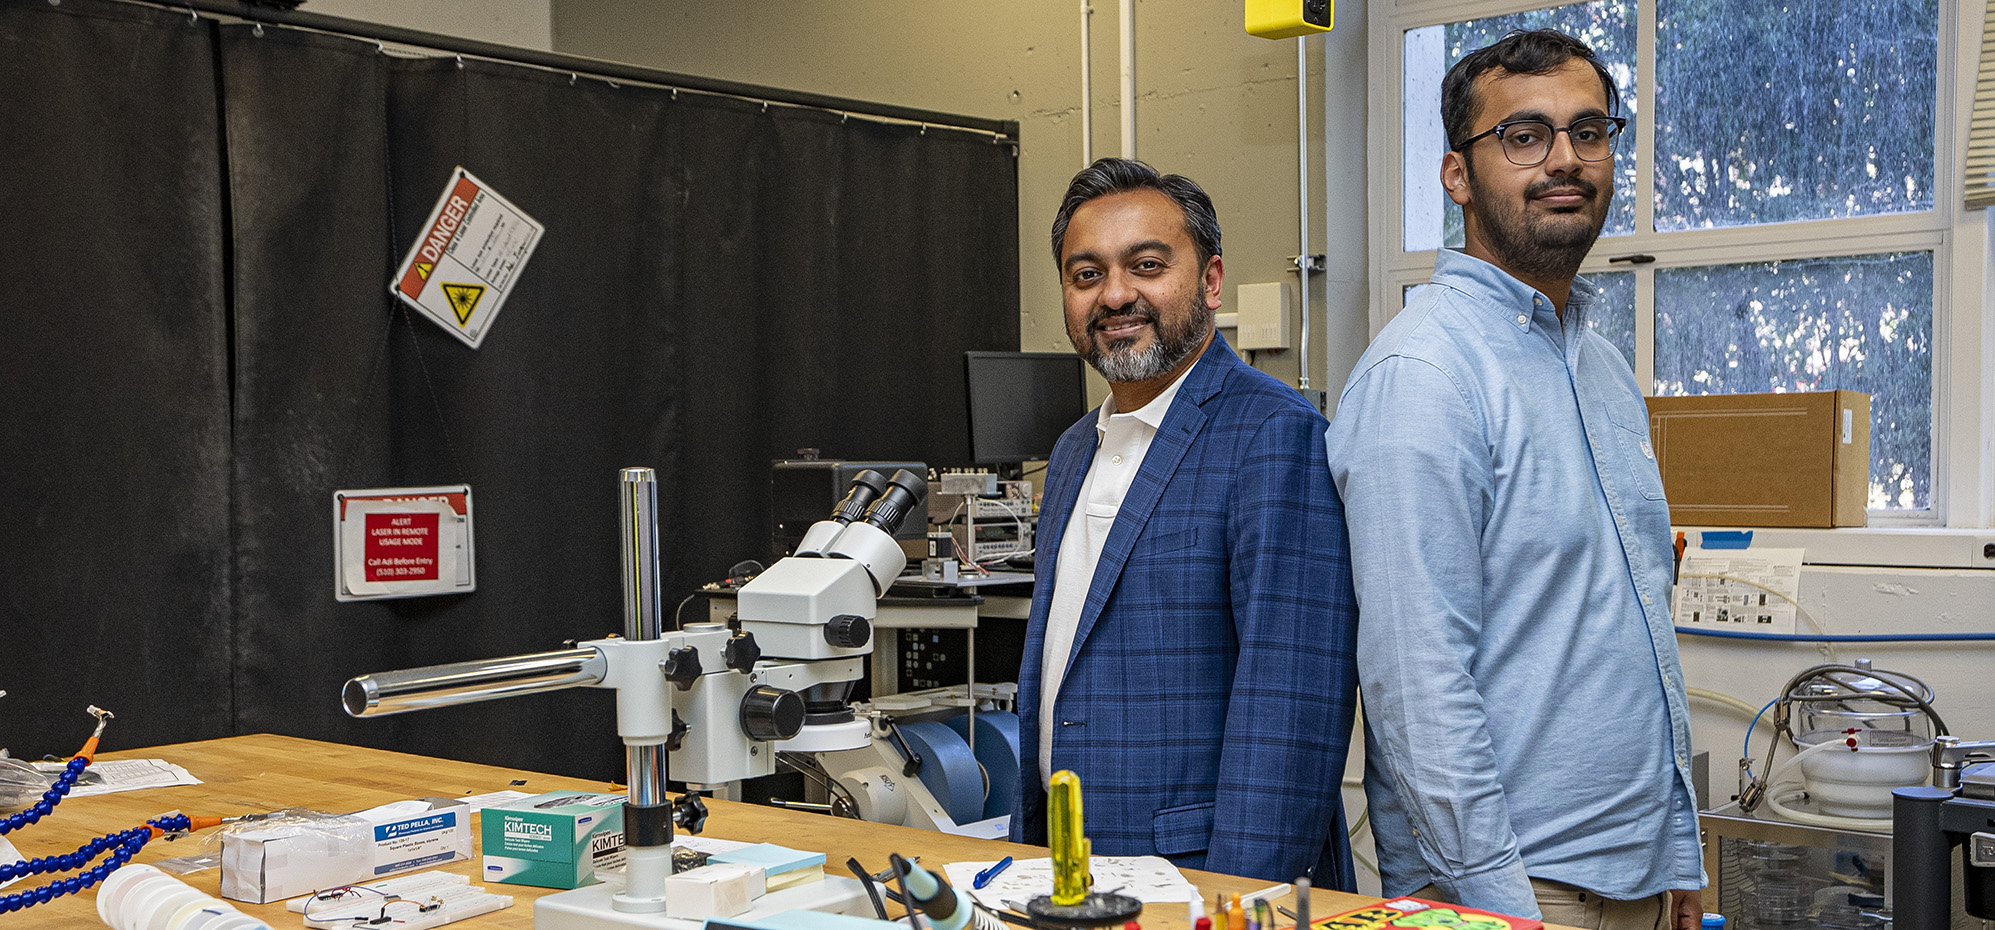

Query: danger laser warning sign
[{"left": 391, "top": 168, "right": 543, "bottom": 349}]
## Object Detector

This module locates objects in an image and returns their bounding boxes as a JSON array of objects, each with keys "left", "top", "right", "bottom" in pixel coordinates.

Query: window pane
[
  {"left": 1402, "top": 2, "right": 1637, "bottom": 252},
  {"left": 1652, "top": 252, "right": 1932, "bottom": 510},
  {"left": 1583, "top": 270, "right": 1636, "bottom": 371},
  {"left": 1653, "top": 0, "right": 1937, "bottom": 230}
]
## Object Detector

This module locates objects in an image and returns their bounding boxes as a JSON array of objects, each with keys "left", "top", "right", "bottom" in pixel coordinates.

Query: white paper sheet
[
  {"left": 943, "top": 855, "right": 1200, "bottom": 909},
  {"left": 1672, "top": 547, "right": 1806, "bottom": 634},
  {"left": 31, "top": 758, "right": 201, "bottom": 796}
]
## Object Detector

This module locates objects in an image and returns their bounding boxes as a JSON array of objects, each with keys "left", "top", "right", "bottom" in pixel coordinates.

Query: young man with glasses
[{"left": 1325, "top": 30, "right": 1705, "bottom": 930}]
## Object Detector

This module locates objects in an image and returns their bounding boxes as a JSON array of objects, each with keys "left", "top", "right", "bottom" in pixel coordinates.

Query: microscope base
[{"left": 535, "top": 876, "right": 875, "bottom": 930}]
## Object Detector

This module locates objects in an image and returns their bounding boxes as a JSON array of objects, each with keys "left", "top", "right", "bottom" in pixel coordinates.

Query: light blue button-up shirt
[{"left": 1325, "top": 250, "right": 1702, "bottom": 916}]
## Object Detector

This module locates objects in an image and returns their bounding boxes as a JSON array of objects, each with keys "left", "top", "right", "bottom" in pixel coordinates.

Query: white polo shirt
[{"left": 1037, "top": 366, "right": 1192, "bottom": 786}]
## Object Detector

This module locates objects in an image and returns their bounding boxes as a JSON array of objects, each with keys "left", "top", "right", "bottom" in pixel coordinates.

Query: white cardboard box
[
  {"left": 220, "top": 798, "right": 470, "bottom": 904},
  {"left": 662, "top": 862, "right": 765, "bottom": 920}
]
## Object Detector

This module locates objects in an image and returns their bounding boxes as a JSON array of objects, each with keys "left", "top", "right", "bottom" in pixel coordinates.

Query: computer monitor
[{"left": 964, "top": 351, "right": 1089, "bottom": 467}]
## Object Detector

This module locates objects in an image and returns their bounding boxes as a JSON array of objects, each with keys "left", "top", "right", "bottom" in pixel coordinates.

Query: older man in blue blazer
[{"left": 1010, "top": 158, "right": 1359, "bottom": 888}]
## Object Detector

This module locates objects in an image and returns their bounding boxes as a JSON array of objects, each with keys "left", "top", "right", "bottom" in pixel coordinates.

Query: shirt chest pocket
[{"left": 1606, "top": 405, "right": 1668, "bottom": 502}]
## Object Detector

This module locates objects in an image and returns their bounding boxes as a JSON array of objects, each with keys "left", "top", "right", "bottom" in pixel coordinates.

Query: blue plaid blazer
[{"left": 1010, "top": 334, "right": 1360, "bottom": 888}]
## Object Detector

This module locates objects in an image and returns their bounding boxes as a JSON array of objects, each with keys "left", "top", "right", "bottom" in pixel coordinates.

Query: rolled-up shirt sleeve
[{"left": 1326, "top": 354, "right": 1539, "bottom": 918}]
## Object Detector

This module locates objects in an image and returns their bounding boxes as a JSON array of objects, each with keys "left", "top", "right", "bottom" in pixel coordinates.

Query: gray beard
[
  {"left": 1093, "top": 334, "right": 1175, "bottom": 382},
  {"left": 1082, "top": 295, "right": 1213, "bottom": 384}
]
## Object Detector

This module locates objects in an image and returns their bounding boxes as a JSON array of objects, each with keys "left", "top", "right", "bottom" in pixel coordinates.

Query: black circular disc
[{"left": 1024, "top": 893, "right": 1144, "bottom": 928}]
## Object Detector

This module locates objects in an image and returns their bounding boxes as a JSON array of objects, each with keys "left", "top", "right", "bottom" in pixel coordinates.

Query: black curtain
[
  {"left": 0, "top": 1, "right": 233, "bottom": 753},
  {"left": 676, "top": 96, "right": 1020, "bottom": 581},
  {"left": 0, "top": 0, "right": 1018, "bottom": 781}
]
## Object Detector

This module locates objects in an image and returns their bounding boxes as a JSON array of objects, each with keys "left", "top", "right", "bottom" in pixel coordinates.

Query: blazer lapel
[{"left": 1057, "top": 338, "right": 1234, "bottom": 678}]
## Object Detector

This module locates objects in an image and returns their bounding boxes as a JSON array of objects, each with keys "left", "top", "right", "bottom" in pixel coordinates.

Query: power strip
[{"left": 286, "top": 871, "right": 512, "bottom": 930}]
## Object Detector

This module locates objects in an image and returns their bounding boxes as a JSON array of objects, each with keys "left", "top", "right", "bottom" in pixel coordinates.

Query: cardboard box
[
  {"left": 219, "top": 798, "right": 470, "bottom": 904},
  {"left": 480, "top": 791, "right": 626, "bottom": 889},
  {"left": 1645, "top": 390, "right": 1871, "bottom": 527}
]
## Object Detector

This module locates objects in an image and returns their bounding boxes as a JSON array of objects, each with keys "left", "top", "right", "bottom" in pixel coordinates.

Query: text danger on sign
[{"left": 364, "top": 512, "right": 439, "bottom": 582}]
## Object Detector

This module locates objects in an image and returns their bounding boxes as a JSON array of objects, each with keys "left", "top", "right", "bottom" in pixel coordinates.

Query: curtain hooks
[
  {"left": 252, "top": 22, "right": 263, "bottom": 37},
  {"left": 670, "top": 88, "right": 679, "bottom": 101},
  {"left": 569, "top": 73, "right": 577, "bottom": 86},
  {"left": 376, "top": 40, "right": 386, "bottom": 55},
  {"left": 919, "top": 123, "right": 928, "bottom": 136},
  {"left": 840, "top": 112, "right": 849, "bottom": 124},
  {"left": 186, "top": 6, "right": 198, "bottom": 22},
  {"left": 761, "top": 101, "right": 770, "bottom": 114},
  {"left": 455, "top": 54, "right": 465, "bottom": 70}
]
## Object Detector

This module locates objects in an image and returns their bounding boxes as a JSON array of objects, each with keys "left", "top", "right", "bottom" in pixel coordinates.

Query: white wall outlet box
[{"left": 1235, "top": 282, "right": 1292, "bottom": 350}]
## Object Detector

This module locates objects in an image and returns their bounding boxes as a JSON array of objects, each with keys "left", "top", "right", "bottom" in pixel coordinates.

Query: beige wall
[
  {"left": 550, "top": 1, "right": 1372, "bottom": 407},
  {"left": 305, "top": 0, "right": 554, "bottom": 50}
]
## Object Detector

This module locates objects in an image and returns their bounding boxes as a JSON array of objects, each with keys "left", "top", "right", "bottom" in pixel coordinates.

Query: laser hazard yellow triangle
[
  {"left": 415, "top": 262, "right": 433, "bottom": 280},
  {"left": 440, "top": 283, "right": 485, "bottom": 325}
]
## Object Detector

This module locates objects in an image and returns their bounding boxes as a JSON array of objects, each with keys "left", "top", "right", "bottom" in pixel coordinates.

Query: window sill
[{"left": 1674, "top": 525, "right": 1995, "bottom": 570}]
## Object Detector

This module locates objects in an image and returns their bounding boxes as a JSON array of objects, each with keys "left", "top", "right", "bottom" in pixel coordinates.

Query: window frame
[{"left": 1365, "top": 0, "right": 1992, "bottom": 529}]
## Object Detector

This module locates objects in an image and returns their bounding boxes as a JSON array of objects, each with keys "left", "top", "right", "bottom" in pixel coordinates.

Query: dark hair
[
  {"left": 1049, "top": 157, "right": 1222, "bottom": 268},
  {"left": 1441, "top": 29, "right": 1619, "bottom": 151}
]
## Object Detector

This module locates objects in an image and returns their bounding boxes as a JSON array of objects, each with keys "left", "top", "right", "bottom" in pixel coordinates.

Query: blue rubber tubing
[{"left": 1676, "top": 627, "right": 1995, "bottom": 642}]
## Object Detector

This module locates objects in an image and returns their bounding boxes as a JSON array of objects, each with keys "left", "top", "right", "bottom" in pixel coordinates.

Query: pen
[{"left": 973, "top": 856, "right": 1014, "bottom": 889}]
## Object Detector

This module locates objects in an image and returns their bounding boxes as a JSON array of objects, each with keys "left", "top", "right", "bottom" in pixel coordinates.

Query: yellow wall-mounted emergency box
[{"left": 1247, "top": 0, "right": 1333, "bottom": 39}]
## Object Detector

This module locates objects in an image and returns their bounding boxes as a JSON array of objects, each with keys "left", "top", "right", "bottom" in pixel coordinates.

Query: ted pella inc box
[
  {"left": 220, "top": 798, "right": 471, "bottom": 904},
  {"left": 481, "top": 791, "right": 626, "bottom": 889}
]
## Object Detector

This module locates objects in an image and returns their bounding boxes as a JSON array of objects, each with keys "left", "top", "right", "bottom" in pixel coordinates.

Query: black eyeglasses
[{"left": 1451, "top": 116, "right": 1628, "bottom": 167}]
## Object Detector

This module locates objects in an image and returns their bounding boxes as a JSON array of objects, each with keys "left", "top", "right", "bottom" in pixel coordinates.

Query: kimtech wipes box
[{"left": 481, "top": 791, "right": 626, "bottom": 889}]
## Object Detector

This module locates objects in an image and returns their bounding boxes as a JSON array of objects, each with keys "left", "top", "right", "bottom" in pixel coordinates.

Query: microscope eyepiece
[
  {"left": 861, "top": 469, "right": 928, "bottom": 536},
  {"left": 830, "top": 469, "right": 892, "bottom": 525}
]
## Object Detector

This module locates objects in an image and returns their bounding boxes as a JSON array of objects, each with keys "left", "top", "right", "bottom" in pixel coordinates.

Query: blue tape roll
[
  {"left": 946, "top": 710, "right": 1021, "bottom": 821},
  {"left": 896, "top": 720, "right": 984, "bottom": 825}
]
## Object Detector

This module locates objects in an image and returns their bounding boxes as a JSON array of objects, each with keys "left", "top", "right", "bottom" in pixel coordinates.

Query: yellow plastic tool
[{"left": 1048, "top": 770, "right": 1090, "bottom": 907}]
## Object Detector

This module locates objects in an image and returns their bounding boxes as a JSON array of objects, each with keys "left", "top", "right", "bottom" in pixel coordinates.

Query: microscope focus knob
[
  {"left": 722, "top": 632, "right": 761, "bottom": 674},
  {"left": 662, "top": 646, "right": 702, "bottom": 691},
  {"left": 824, "top": 614, "right": 871, "bottom": 649},
  {"left": 672, "top": 792, "right": 709, "bottom": 836},
  {"left": 739, "top": 685, "right": 806, "bottom": 742}
]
